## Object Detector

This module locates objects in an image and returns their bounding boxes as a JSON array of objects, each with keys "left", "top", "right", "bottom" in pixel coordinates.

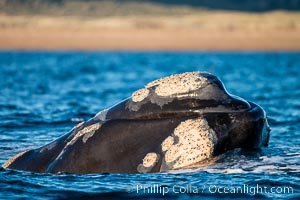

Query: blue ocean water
[{"left": 0, "top": 51, "right": 299, "bottom": 200}]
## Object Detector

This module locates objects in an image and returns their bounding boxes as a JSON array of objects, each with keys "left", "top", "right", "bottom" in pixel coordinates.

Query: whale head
[{"left": 3, "top": 72, "right": 270, "bottom": 174}]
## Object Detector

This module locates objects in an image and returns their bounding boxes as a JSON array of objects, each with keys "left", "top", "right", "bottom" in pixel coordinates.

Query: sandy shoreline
[
  {"left": 1, "top": 12, "right": 300, "bottom": 51},
  {"left": 1, "top": 28, "right": 300, "bottom": 51}
]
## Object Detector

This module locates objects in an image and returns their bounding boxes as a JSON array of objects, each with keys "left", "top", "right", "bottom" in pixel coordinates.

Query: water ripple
[{"left": 0, "top": 51, "right": 299, "bottom": 199}]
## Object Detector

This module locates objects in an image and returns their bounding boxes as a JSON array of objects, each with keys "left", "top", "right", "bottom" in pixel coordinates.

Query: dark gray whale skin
[{"left": 2, "top": 72, "right": 270, "bottom": 174}]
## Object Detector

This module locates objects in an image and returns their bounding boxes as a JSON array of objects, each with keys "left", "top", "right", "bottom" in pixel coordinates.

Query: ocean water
[{"left": 0, "top": 51, "right": 299, "bottom": 200}]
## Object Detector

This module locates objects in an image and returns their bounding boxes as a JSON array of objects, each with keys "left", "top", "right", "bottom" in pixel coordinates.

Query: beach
[{"left": 1, "top": 11, "right": 300, "bottom": 50}]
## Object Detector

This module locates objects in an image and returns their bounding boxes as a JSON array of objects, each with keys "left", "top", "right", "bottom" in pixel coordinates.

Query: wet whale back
[
  {"left": 44, "top": 73, "right": 268, "bottom": 173},
  {"left": 97, "top": 72, "right": 251, "bottom": 121},
  {"left": 46, "top": 117, "right": 191, "bottom": 174},
  {"left": 2, "top": 72, "right": 270, "bottom": 174}
]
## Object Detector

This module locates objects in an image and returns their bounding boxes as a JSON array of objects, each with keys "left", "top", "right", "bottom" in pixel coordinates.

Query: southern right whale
[{"left": 3, "top": 72, "right": 270, "bottom": 174}]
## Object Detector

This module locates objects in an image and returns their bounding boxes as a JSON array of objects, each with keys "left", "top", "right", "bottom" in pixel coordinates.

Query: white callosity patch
[
  {"left": 72, "top": 121, "right": 85, "bottom": 131},
  {"left": 132, "top": 88, "right": 150, "bottom": 102},
  {"left": 137, "top": 152, "right": 160, "bottom": 173},
  {"left": 2, "top": 150, "right": 30, "bottom": 168},
  {"left": 146, "top": 72, "right": 207, "bottom": 97},
  {"left": 67, "top": 123, "right": 101, "bottom": 146},
  {"left": 82, "top": 129, "right": 98, "bottom": 143},
  {"left": 161, "top": 136, "right": 174, "bottom": 152},
  {"left": 130, "top": 72, "right": 208, "bottom": 103},
  {"left": 95, "top": 109, "right": 108, "bottom": 121},
  {"left": 67, "top": 121, "right": 85, "bottom": 141},
  {"left": 143, "top": 152, "right": 159, "bottom": 168},
  {"left": 164, "top": 118, "right": 217, "bottom": 170}
]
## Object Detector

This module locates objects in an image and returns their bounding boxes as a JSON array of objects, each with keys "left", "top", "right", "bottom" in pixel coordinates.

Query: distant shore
[{"left": 1, "top": 11, "right": 300, "bottom": 50}]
